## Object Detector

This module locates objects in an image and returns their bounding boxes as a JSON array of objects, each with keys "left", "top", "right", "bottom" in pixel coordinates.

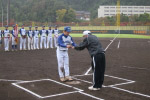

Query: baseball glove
[{"left": 22, "top": 35, "right": 26, "bottom": 39}]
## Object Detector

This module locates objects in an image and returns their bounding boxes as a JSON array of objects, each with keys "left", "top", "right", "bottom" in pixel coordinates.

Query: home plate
[{"left": 66, "top": 81, "right": 81, "bottom": 85}]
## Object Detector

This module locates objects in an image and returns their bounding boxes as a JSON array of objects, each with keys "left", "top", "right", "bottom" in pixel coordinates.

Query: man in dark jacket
[{"left": 74, "top": 30, "right": 105, "bottom": 91}]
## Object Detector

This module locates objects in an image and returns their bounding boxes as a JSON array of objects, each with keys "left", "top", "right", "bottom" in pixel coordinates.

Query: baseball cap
[
  {"left": 83, "top": 30, "right": 91, "bottom": 36},
  {"left": 64, "top": 26, "right": 71, "bottom": 32}
]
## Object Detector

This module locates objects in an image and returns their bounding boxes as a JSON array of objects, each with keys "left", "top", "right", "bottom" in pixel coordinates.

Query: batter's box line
[
  {"left": 72, "top": 74, "right": 135, "bottom": 87},
  {"left": 72, "top": 74, "right": 150, "bottom": 99},
  {"left": 12, "top": 79, "right": 104, "bottom": 100}
]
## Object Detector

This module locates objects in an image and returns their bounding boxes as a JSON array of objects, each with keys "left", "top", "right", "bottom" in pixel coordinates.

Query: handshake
[{"left": 66, "top": 45, "right": 75, "bottom": 49}]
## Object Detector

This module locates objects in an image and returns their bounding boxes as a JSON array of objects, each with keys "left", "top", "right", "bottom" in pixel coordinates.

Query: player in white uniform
[
  {"left": 27, "top": 26, "right": 34, "bottom": 50},
  {"left": 33, "top": 26, "right": 39, "bottom": 50},
  {"left": 4, "top": 25, "right": 10, "bottom": 51},
  {"left": 57, "top": 26, "right": 76, "bottom": 82},
  {"left": 53, "top": 25, "right": 59, "bottom": 48},
  {"left": 20, "top": 24, "right": 27, "bottom": 50},
  {"left": 46, "top": 26, "right": 53, "bottom": 48},
  {"left": 0, "top": 29, "right": 2, "bottom": 47},
  {"left": 40, "top": 26, "right": 47, "bottom": 49},
  {"left": 11, "top": 25, "right": 18, "bottom": 51}
]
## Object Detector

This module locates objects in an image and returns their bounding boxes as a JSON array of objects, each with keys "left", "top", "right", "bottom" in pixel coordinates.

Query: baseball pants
[
  {"left": 20, "top": 37, "right": 26, "bottom": 50},
  {"left": 40, "top": 36, "right": 46, "bottom": 49},
  {"left": 56, "top": 49, "right": 70, "bottom": 78},
  {"left": 34, "top": 37, "right": 39, "bottom": 49},
  {"left": 12, "top": 36, "right": 17, "bottom": 50},
  {"left": 4, "top": 38, "right": 9, "bottom": 51},
  {"left": 47, "top": 37, "right": 53, "bottom": 48},
  {"left": 54, "top": 37, "right": 58, "bottom": 48},
  {"left": 92, "top": 53, "right": 105, "bottom": 88},
  {"left": 28, "top": 37, "right": 33, "bottom": 50}
]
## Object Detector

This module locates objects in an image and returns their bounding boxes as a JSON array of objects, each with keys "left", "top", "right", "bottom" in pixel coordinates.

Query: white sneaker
[
  {"left": 88, "top": 86, "right": 100, "bottom": 91},
  {"left": 65, "top": 76, "right": 73, "bottom": 81},
  {"left": 60, "top": 77, "right": 66, "bottom": 82}
]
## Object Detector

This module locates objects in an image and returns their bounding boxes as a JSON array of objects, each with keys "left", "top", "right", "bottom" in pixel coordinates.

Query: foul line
[
  {"left": 117, "top": 40, "right": 120, "bottom": 49},
  {"left": 111, "top": 86, "right": 150, "bottom": 98},
  {"left": 84, "top": 34, "right": 119, "bottom": 75},
  {"left": 122, "top": 66, "right": 149, "bottom": 70}
]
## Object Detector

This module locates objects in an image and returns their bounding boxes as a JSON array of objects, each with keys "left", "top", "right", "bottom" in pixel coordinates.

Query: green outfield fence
[{"left": 0, "top": 26, "right": 150, "bottom": 35}]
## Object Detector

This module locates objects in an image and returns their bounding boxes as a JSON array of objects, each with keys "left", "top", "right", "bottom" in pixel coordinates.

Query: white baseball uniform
[
  {"left": 27, "top": 30, "right": 34, "bottom": 50},
  {"left": 47, "top": 29, "right": 53, "bottom": 48},
  {"left": 4, "top": 29, "right": 10, "bottom": 51},
  {"left": 11, "top": 29, "right": 18, "bottom": 50},
  {"left": 33, "top": 30, "right": 39, "bottom": 49},
  {"left": 0, "top": 30, "right": 2, "bottom": 46},
  {"left": 40, "top": 29, "right": 47, "bottom": 49},
  {"left": 57, "top": 33, "right": 76, "bottom": 78},
  {"left": 20, "top": 28, "right": 26, "bottom": 50},
  {"left": 53, "top": 29, "right": 59, "bottom": 48}
]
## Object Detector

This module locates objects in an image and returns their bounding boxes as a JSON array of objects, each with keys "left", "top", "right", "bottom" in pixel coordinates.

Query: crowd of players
[{"left": 0, "top": 25, "right": 59, "bottom": 51}]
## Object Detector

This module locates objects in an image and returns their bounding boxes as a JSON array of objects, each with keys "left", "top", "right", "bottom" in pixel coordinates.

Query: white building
[{"left": 98, "top": 6, "right": 150, "bottom": 18}]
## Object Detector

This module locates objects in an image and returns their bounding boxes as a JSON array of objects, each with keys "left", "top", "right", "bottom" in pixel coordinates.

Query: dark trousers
[{"left": 91, "top": 53, "right": 105, "bottom": 88}]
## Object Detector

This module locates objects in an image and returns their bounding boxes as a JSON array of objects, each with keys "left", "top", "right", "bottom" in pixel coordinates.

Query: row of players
[{"left": 0, "top": 25, "right": 59, "bottom": 51}]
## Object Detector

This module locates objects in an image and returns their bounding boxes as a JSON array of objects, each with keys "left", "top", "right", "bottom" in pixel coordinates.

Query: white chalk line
[
  {"left": 84, "top": 34, "right": 119, "bottom": 75},
  {"left": 85, "top": 67, "right": 92, "bottom": 75},
  {"left": 0, "top": 79, "right": 22, "bottom": 82},
  {"left": 111, "top": 86, "right": 150, "bottom": 98},
  {"left": 117, "top": 40, "right": 120, "bottom": 49},
  {"left": 72, "top": 74, "right": 150, "bottom": 99},
  {"left": 12, "top": 78, "right": 104, "bottom": 100},
  {"left": 122, "top": 66, "right": 149, "bottom": 70},
  {"left": 79, "top": 91, "right": 104, "bottom": 100}
]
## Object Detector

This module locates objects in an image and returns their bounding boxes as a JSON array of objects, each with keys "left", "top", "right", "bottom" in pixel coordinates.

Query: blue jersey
[{"left": 57, "top": 33, "right": 76, "bottom": 50}]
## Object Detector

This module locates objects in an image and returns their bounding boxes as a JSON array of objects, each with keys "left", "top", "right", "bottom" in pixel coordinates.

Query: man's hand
[{"left": 67, "top": 45, "right": 72, "bottom": 48}]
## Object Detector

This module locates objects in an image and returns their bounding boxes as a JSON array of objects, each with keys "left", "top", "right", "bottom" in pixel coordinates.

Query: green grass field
[{"left": 70, "top": 34, "right": 150, "bottom": 39}]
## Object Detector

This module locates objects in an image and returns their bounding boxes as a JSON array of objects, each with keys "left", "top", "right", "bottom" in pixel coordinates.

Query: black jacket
[{"left": 75, "top": 35, "right": 105, "bottom": 56}]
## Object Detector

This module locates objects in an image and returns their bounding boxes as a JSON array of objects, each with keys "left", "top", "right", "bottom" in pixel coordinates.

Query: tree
[
  {"left": 63, "top": 8, "right": 76, "bottom": 23},
  {"left": 56, "top": 9, "right": 66, "bottom": 22}
]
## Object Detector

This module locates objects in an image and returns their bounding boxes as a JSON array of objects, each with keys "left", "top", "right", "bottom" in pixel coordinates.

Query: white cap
[{"left": 83, "top": 30, "right": 91, "bottom": 36}]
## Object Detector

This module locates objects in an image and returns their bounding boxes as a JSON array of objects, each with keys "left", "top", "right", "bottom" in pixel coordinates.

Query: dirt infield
[{"left": 0, "top": 37, "right": 150, "bottom": 100}]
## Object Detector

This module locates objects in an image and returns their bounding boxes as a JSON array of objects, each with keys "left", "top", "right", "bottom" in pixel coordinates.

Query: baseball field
[{"left": 0, "top": 34, "right": 150, "bottom": 100}]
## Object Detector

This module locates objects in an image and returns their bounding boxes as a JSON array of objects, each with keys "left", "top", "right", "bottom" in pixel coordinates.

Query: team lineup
[
  {"left": 0, "top": 25, "right": 106, "bottom": 91},
  {"left": 0, "top": 25, "right": 59, "bottom": 51}
]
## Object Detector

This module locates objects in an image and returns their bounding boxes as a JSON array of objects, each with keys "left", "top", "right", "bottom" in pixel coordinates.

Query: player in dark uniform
[{"left": 74, "top": 30, "right": 105, "bottom": 91}]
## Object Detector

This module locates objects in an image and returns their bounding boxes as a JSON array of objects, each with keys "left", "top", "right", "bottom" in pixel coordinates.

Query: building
[
  {"left": 75, "top": 11, "right": 90, "bottom": 21},
  {"left": 98, "top": 6, "right": 150, "bottom": 18}
]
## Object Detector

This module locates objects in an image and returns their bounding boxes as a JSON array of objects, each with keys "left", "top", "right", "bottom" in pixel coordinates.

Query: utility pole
[
  {"left": 7, "top": 0, "right": 10, "bottom": 26},
  {"left": 1, "top": 0, "right": 4, "bottom": 27},
  {"left": 116, "top": 0, "right": 120, "bottom": 33}
]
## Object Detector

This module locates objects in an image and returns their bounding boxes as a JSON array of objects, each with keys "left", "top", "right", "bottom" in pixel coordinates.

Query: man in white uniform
[
  {"left": 4, "top": 25, "right": 10, "bottom": 51},
  {"left": 11, "top": 25, "right": 18, "bottom": 51},
  {"left": 0, "top": 29, "right": 2, "bottom": 47},
  {"left": 57, "top": 26, "right": 76, "bottom": 82},
  {"left": 46, "top": 26, "right": 53, "bottom": 49},
  {"left": 20, "top": 24, "right": 27, "bottom": 50},
  {"left": 33, "top": 26, "right": 39, "bottom": 50},
  {"left": 53, "top": 25, "right": 59, "bottom": 48},
  {"left": 27, "top": 26, "right": 34, "bottom": 50},
  {"left": 40, "top": 26, "right": 47, "bottom": 49}
]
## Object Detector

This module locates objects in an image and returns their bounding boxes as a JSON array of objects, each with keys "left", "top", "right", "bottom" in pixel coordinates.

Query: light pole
[
  {"left": 1, "top": 0, "right": 4, "bottom": 27},
  {"left": 7, "top": 0, "right": 10, "bottom": 26}
]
